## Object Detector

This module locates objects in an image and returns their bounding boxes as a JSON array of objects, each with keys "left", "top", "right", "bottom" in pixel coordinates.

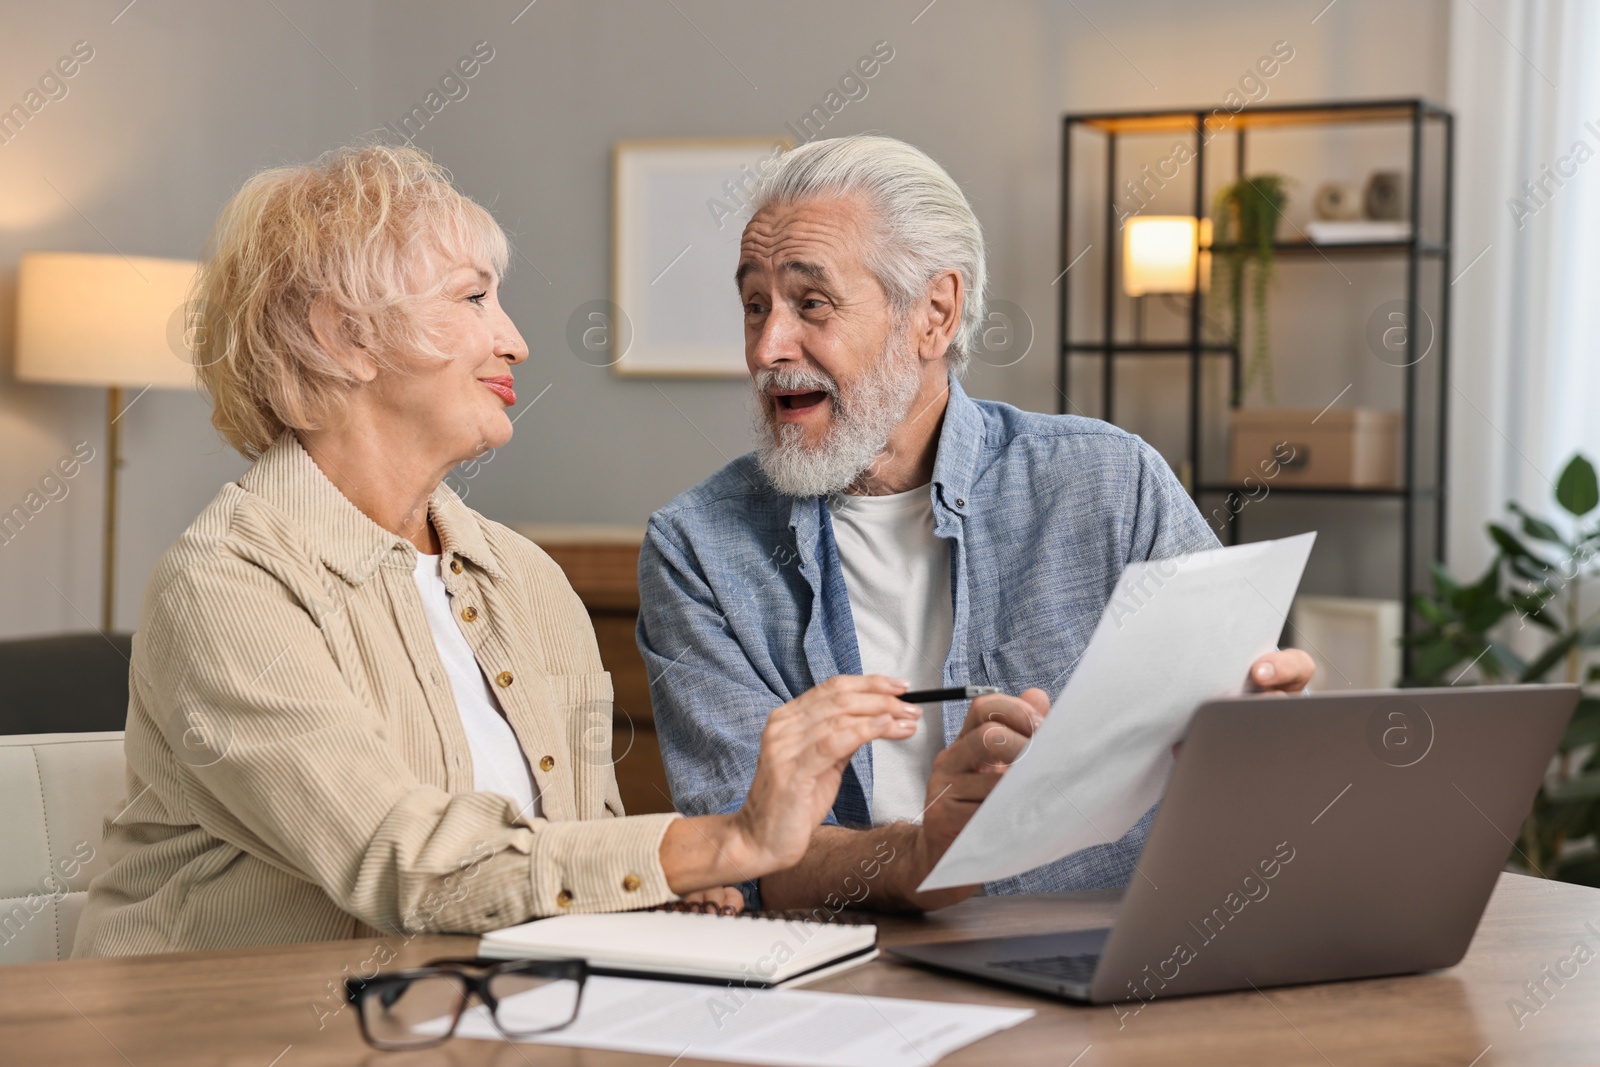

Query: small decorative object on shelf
[
  {"left": 1211, "top": 173, "right": 1288, "bottom": 404},
  {"left": 1364, "top": 168, "right": 1408, "bottom": 220},
  {"left": 1312, "top": 180, "right": 1362, "bottom": 221},
  {"left": 1304, "top": 218, "right": 1412, "bottom": 243},
  {"left": 1306, "top": 168, "right": 1413, "bottom": 243}
]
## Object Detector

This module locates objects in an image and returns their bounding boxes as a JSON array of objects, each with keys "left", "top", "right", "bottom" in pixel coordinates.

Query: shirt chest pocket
[
  {"left": 978, "top": 634, "right": 1078, "bottom": 703},
  {"left": 545, "top": 671, "right": 616, "bottom": 816}
]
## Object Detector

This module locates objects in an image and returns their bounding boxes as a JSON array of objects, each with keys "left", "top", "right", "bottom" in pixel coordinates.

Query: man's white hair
[{"left": 751, "top": 135, "right": 986, "bottom": 375}]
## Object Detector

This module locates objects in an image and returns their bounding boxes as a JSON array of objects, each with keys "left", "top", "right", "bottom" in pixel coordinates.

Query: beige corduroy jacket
[{"left": 73, "top": 432, "right": 681, "bottom": 957}]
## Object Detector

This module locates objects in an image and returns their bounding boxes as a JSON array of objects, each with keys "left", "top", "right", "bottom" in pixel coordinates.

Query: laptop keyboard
[{"left": 989, "top": 952, "right": 1101, "bottom": 985}]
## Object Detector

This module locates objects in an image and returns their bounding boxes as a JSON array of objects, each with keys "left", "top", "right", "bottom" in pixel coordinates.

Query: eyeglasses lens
[
  {"left": 486, "top": 970, "right": 582, "bottom": 1036},
  {"left": 361, "top": 973, "right": 470, "bottom": 1048}
]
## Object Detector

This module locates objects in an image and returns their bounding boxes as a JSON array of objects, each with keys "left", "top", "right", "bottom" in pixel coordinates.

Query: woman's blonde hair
[{"left": 192, "top": 142, "right": 510, "bottom": 458}]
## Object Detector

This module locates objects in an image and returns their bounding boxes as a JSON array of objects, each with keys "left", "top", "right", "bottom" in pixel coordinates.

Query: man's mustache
[{"left": 753, "top": 367, "right": 841, "bottom": 414}]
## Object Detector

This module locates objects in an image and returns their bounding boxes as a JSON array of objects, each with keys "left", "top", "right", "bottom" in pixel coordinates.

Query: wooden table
[{"left": 7, "top": 873, "right": 1598, "bottom": 1066}]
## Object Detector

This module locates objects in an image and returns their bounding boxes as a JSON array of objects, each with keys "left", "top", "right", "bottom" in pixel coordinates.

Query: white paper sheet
[
  {"left": 426, "top": 975, "right": 1033, "bottom": 1067},
  {"left": 920, "top": 532, "right": 1315, "bottom": 891}
]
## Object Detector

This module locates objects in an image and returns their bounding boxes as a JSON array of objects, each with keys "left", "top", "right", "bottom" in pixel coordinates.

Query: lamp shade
[
  {"left": 15, "top": 252, "right": 200, "bottom": 389},
  {"left": 1122, "top": 216, "right": 1212, "bottom": 297}
]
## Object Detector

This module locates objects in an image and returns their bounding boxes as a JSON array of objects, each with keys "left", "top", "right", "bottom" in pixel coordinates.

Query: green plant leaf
[
  {"left": 1504, "top": 588, "right": 1555, "bottom": 630},
  {"left": 1215, "top": 174, "right": 1288, "bottom": 405},
  {"left": 1554, "top": 853, "right": 1600, "bottom": 888},
  {"left": 1520, "top": 629, "right": 1582, "bottom": 683},
  {"left": 1487, "top": 642, "right": 1525, "bottom": 678},
  {"left": 1430, "top": 562, "right": 1461, "bottom": 597},
  {"left": 1556, "top": 455, "right": 1600, "bottom": 517},
  {"left": 1410, "top": 640, "right": 1471, "bottom": 685},
  {"left": 1541, "top": 799, "right": 1600, "bottom": 839},
  {"left": 1516, "top": 584, "right": 1557, "bottom": 607},
  {"left": 1471, "top": 558, "right": 1503, "bottom": 597},
  {"left": 1462, "top": 592, "right": 1512, "bottom": 633},
  {"left": 1545, "top": 772, "right": 1600, "bottom": 803},
  {"left": 1508, "top": 594, "right": 1559, "bottom": 631},
  {"left": 1478, "top": 643, "right": 1516, "bottom": 675},
  {"left": 1414, "top": 598, "right": 1450, "bottom": 626},
  {"left": 1561, "top": 698, "right": 1600, "bottom": 750},
  {"left": 1489, "top": 523, "right": 1534, "bottom": 560},
  {"left": 1510, "top": 502, "right": 1569, "bottom": 547},
  {"left": 1509, "top": 555, "right": 1556, "bottom": 587}
]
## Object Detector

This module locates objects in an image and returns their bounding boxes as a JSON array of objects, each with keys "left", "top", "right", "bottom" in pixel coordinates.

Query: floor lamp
[{"left": 14, "top": 252, "right": 201, "bottom": 632}]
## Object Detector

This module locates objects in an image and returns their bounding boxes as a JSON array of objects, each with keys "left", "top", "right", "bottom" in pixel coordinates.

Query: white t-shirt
[
  {"left": 412, "top": 552, "right": 542, "bottom": 820},
  {"left": 828, "top": 485, "right": 954, "bottom": 825}
]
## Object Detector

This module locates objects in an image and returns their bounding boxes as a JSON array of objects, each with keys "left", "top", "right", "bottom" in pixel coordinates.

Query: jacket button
[
  {"left": 556, "top": 889, "right": 573, "bottom": 908},
  {"left": 496, "top": 671, "right": 514, "bottom": 688},
  {"left": 450, "top": 558, "right": 463, "bottom": 574},
  {"left": 460, "top": 606, "right": 478, "bottom": 622},
  {"left": 621, "top": 874, "right": 641, "bottom": 893},
  {"left": 539, "top": 755, "right": 556, "bottom": 772},
  {"left": 955, "top": 498, "right": 966, "bottom": 508}
]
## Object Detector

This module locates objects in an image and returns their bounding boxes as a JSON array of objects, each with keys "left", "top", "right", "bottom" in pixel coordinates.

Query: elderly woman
[{"left": 72, "top": 144, "right": 921, "bottom": 956}]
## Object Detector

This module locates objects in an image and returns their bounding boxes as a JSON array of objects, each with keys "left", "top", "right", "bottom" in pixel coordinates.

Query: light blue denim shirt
[{"left": 637, "top": 375, "right": 1219, "bottom": 905}]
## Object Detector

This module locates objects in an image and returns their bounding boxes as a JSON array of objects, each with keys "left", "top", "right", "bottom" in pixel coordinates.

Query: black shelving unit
[{"left": 1057, "top": 98, "right": 1453, "bottom": 675}]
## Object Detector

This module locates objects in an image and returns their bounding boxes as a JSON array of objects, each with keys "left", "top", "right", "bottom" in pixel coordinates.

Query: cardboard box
[{"left": 1228, "top": 407, "right": 1401, "bottom": 489}]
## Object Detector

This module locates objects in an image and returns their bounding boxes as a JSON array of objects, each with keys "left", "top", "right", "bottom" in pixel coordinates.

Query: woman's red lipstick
[{"left": 481, "top": 375, "right": 516, "bottom": 406}]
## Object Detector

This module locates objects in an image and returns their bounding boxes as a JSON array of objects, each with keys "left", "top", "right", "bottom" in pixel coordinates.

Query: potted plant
[
  {"left": 1211, "top": 174, "right": 1289, "bottom": 404},
  {"left": 1405, "top": 453, "right": 1600, "bottom": 884}
]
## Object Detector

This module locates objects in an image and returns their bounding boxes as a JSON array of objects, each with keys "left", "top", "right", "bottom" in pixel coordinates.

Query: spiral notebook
[{"left": 476, "top": 907, "right": 879, "bottom": 988}]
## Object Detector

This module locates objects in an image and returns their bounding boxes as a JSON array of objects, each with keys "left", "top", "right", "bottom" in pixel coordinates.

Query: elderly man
[{"left": 637, "top": 135, "right": 1313, "bottom": 913}]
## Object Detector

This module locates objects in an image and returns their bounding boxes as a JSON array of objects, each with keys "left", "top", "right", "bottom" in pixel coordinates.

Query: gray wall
[{"left": 0, "top": 0, "right": 1450, "bottom": 636}]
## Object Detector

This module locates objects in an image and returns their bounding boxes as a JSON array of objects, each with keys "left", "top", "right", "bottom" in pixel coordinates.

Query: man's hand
[
  {"left": 901, "top": 688, "right": 1051, "bottom": 910},
  {"left": 1247, "top": 649, "right": 1315, "bottom": 695},
  {"left": 1172, "top": 649, "right": 1319, "bottom": 758},
  {"left": 677, "top": 886, "right": 745, "bottom": 913}
]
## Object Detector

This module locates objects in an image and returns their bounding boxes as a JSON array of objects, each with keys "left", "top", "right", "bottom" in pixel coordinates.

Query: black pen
[{"left": 899, "top": 685, "right": 1004, "bottom": 704}]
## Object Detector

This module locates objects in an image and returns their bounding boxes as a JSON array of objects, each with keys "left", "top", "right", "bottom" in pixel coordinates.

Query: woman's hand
[
  {"left": 659, "top": 675, "right": 919, "bottom": 894},
  {"left": 732, "top": 675, "right": 920, "bottom": 871}
]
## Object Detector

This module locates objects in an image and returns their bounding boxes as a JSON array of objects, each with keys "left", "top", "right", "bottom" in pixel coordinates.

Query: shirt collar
[
  {"left": 238, "top": 431, "right": 506, "bottom": 586},
  {"left": 929, "top": 373, "right": 984, "bottom": 512},
  {"left": 431, "top": 481, "right": 505, "bottom": 581}
]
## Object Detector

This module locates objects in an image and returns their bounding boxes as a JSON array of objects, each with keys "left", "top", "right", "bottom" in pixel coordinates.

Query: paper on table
[
  {"left": 920, "top": 531, "right": 1315, "bottom": 891},
  {"left": 425, "top": 974, "right": 1033, "bottom": 1067}
]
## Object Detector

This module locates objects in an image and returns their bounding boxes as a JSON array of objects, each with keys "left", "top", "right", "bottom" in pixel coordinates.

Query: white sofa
[{"left": 0, "top": 732, "right": 125, "bottom": 964}]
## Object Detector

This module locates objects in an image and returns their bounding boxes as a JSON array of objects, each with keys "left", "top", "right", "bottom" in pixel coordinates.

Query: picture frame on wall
[{"left": 610, "top": 137, "right": 792, "bottom": 377}]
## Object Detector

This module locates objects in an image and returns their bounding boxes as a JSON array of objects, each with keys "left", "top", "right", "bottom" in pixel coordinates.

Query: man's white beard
[{"left": 752, "top": 336, "right": 923, "bottom": 498}]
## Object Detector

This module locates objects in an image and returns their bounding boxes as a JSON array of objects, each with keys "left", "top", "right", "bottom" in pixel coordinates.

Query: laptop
[{"left": 891, "top": 685, "right": 1577, "bottom": 1005}]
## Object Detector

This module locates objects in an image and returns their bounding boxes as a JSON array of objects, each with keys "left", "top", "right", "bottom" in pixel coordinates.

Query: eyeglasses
[{"left": 345, "top": 956, "right": 587, "bottom": 1051}]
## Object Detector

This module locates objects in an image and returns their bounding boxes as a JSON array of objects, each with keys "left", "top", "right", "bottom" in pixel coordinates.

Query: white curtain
[{"left": 1449, "top": 0, "right": 1600, "bottom": 568}]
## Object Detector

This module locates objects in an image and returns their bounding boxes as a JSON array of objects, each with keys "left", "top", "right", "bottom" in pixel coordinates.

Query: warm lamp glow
[
  {"left": 1123, "top": 216, "right": 1212, "bottom": 296},
  {"left": 13, "top": 250, "right": 202, "bottom": 632},
  {"left": 15, "top": 251, "right": 200, "bottom": 389}
]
